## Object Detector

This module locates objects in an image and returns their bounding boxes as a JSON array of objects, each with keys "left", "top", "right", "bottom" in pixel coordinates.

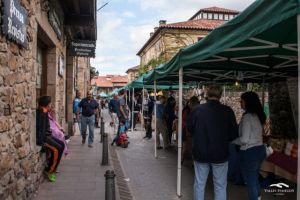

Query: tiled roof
[
  {"left": 126, "top": 65, "right": 140, "bottom": 73},
  {"left": 201, "top": 6, "right": 239, "bottom": 14},
  {"left": 189, "top": 6, "right": 239, "bottom": 20},
  {"left": 137, "top": 19, "right": 224, "bottom": 55},
  {"left": 91, "top": 75, "right": 128, "bottom": 88},
  {"left": 111, "top": 76, "right": 128, "bottom": 83},
  {"left": 160, "top": 19, "right": 223, "bottom": 30}
]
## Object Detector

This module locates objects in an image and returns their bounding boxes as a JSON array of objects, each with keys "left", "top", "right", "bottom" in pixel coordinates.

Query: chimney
[
  {"left": 150, "top": 32, "right": 154, "bottom": 37},
  {"left": 159, "top": 20, "right": 167, "bottom": 26}
]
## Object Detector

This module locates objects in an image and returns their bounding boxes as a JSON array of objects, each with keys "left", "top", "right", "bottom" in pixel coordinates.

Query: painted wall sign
[
  {"left": 1, "top": 0, "right": 28, "bottom": 47},
  {"left": 69, "top": 40, "right": 96, "bottom": 57}
]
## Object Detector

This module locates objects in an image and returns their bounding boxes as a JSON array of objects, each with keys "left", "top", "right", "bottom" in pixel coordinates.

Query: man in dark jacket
[
  {"left": 36, "top": 96, "right": 65, "bottom": 182},
  {"left": 187, "top": 85, "right": 238, "bottom": 200},
  {"left": 77, "top": 91, "right": 99, "bottom": 148},
  {"left": 108, "top": 94, "right": 120, "bottom": 128},
  {"left": 142, "top": 89, "right": 154, "bottom": 139}
]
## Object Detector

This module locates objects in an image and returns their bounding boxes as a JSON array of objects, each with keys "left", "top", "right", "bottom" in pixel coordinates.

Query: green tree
[{"left": 90, "top": 66, "right": 99, "bottom": 80}]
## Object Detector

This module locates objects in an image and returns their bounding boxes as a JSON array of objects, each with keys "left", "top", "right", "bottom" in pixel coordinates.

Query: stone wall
[
  {"left": 0, "top": 0, "right": 83, "bottom": 199},
  {"left": 185, "top": 89, "right": 268, "bottom": 123},
  {"left": 77, "top": 57, "right": 91, "bottom": 97},
  {"left": 140, "top": 29, "right": 210, "bottom": 67},
  {"left": 0, "top": 0, "right": 45, "bottom": 199}
]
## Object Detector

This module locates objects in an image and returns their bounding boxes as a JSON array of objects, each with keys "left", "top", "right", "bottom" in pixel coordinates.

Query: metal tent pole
[
  {"left": 297, "top": 14, "right": 300, "bottom": 199},
  {"left": 131, "top": 87, "right": 135, "bottom": 133},
  {"left": 154, "top": 80, "right": 157, "bottom": 158},
  {"left": 126, "top": 89, "right": 128, "bottom": 105},
  {"left": 223, "top": 85, "right": 226, "bottom": 104},
  {"left": 128, "top": 88, "right": 131, "bottom": 129},
  {"left": 177, "top": 67, "right": 183, "bottom": 197},
  {"left": 141, "top": 86, "right": 145, "bottom": 130}
]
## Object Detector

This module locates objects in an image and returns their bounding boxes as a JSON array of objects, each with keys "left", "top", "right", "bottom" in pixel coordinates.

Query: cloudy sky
[{"left": 91, "top": 0, "right": 255, "bottom": 75}]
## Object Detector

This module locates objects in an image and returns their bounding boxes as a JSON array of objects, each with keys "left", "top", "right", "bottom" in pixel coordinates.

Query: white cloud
[
  {"left": 127, "top": 24, "right": 154, "bottom": 52},
  {"left": 92, "top": 0, "right": 256, "bottom": 75},
  {"left": 123, "top": 11, "right": 136, "bottom": 18}
]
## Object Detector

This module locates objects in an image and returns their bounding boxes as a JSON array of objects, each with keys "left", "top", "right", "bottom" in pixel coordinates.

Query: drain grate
[{"left": 109, "top": 136, "right": 134, "bottom": 200}]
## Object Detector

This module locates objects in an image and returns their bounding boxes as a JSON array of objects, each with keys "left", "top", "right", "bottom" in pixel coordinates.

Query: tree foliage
[{"left": 90, "top": 66, "right": 99, "bottom": 80}]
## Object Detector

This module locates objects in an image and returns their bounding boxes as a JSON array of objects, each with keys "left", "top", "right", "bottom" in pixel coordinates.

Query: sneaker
[
  {"left": 156, "top": 146, "right": 163, "bottom": 150},
  {"left": 82, "top": 134, "right": 86, "bottom": 144},
  {"left": 44, "top": 171, "right": 56, "bottom": 182},
  {"left": 88, "top": 144, "right": 93, "bottom": 148}
]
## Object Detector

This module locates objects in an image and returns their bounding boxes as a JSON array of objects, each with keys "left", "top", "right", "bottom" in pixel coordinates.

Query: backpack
[{"left": 116, "top": 133, "right": 129, "bottom": 148}]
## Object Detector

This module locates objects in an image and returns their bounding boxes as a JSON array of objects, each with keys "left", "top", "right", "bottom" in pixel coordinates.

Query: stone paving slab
[
  {"left": 34, "top": 109, "right": 297, "bottom": 200},
  {"left": 34, "top": 123, "right": 112, "bottom": 200},
  {"left": 108, "top": 115, "right": 297, "bottom": 200}
]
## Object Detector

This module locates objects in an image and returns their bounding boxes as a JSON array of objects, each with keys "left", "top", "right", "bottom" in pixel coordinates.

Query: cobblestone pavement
[
  {"left": 35, "top": 121, "right": 112, "bottom": 200},
  {"left": 106, "top": 109, "right": 297, "bottom": 200}
]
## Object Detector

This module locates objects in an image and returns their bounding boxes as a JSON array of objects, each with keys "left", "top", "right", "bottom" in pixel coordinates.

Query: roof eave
[{"left": 137, "top": 26, "right": 214, "bottom": 56}]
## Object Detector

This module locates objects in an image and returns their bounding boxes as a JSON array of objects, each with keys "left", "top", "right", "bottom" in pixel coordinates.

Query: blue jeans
[
  {"left": 240, "top": 145, "right": 266, "bottom": 200},
  {"left": 194, "top": 161, "right": 228, "bottom": 200},
  {"left": 81, "top": 115, "right": 95, "bottom": 145}
]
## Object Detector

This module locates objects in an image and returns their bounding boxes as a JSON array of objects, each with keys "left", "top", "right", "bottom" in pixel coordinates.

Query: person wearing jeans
[
  {"left": 81, "top": 115, "right": 96, "bottom": 146},
  {"left": 77, "top": 91, "right": 99, "bottom": 148},
  {"left": 240, "top": 146, "right": 266, "bottom": 200},
  {"left": 233, "top": 91, "right": 267, "bottom": 200},
  {"left": 187, "top": 85, "right": 238, "bottom": 200},
  {"left": 194, "top": 162, "right": 228, "bottom": 200}
]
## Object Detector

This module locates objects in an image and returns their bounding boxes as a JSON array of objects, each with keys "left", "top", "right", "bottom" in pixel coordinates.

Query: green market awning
[
  {"left": 99, "top": 92, "right": 108, "bottom": 97},
  {"left": 127, "top": 72, "right": 192, "bottom": 90},
  {"left": 145, "top": 0, "right": 299, "bottom": 83}
]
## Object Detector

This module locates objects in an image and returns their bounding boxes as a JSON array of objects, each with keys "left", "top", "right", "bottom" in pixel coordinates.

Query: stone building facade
[
  {"left": 126, "top": 65, "right": 139, "bottom": 82},
  {"left": 137, "top": 7, "right": 239, "bottom": 71},
  {"left": 0, "top": 0, "right": 96, "bottom": 199}
]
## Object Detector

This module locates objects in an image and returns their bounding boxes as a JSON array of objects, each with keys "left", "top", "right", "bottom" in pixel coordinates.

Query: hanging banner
[
  {"left": 1, "top": 0, "right": 28, "bottom": 47},
  {"left": 69, "top": 40, "right": 96, "bottom": 57}
]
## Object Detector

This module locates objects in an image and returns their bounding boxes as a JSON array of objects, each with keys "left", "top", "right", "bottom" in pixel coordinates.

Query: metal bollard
[
  {"left": 102, "top": 133, "right": 109, "bottom": 165},
  {"left": 105, "top": 170, "right": 116, "bottom": 200},
  {"left": 100, "top": 117, "right": 104, "bottom": 143}
]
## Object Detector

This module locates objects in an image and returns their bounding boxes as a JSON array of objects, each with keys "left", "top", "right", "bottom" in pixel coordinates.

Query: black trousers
[
  {"left": 44, "top": 135, "right": 65, "bottom": 173},
  {"left": 144, "top": 115, "right": 152, "bottom": 138}
]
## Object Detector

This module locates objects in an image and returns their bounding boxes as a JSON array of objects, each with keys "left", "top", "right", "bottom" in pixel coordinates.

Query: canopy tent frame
[
  {"left": 138, "top": 0, "right": 299, "bottom": 198},
  {"left": 297, "top": 14, "right": 300, "bottom": 197}
]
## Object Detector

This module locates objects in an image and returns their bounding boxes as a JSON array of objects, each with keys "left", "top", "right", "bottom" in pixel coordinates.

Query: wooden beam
[{"left": 65, "top": 15, "right": 95, "bottom": 26}]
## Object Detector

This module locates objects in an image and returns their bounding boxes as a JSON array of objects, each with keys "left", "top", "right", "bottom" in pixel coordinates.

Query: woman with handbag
[{"left": 233, "top": 91, "right": 266, "bottom": 200}]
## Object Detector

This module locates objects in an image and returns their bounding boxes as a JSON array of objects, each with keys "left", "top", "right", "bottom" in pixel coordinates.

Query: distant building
[
  {"left": 126, "top": 65, "right": 140, "bottom": 82},
  {"left": 91, "top": 75, "right": 128, "bottom": 95},
  {"left": 137, "top": 6, "right": 239, "bottom": 71}
]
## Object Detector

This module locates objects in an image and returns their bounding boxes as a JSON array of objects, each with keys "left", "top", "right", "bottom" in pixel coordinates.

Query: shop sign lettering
[
  {"left": 1, "top": 0, "right": 27, "bottom": 47},
  {"left": 69, "top": 40, "right": 96, "bottom": 57}
]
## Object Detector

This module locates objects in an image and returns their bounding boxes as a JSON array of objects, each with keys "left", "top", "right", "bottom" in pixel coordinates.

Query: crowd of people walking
[{"left": 36, "top": 85, "right": 267, "bottom": 200}]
